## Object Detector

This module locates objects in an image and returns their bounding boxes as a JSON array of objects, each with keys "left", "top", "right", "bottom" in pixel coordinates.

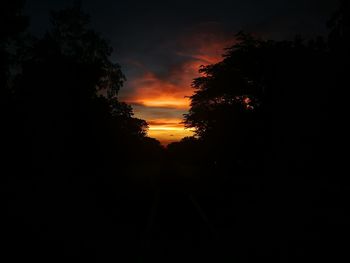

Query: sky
[{"left": 25, "top": 0, "right": 338, "bottom": 145}]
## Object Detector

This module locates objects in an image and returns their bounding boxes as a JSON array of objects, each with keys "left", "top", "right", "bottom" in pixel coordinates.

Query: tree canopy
[{"left": 180, "top": 28, "right": 337, "bottom": 169}]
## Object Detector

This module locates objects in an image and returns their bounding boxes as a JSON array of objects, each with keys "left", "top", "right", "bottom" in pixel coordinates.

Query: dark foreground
[{"left": 2, "top": 160, "right": 349, "bottom": 263}]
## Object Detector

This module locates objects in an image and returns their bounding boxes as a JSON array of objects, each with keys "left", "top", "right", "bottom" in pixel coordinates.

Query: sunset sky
[
  {"left": 118, "top": 23, "right": 234, "bottom": 145},
  {"left": 25, "top": 0, "right": 337, "bottom": 145}
]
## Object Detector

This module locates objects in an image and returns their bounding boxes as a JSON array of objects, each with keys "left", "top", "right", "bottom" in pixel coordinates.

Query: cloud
[
  {"left": 119, "top": 23, "right": 234, "bottom": 144},
  {"left": 176, "top": 22, "right": 236, "bottom": 64},
  {"left": 123, "top": 70, "right": 192, "bottom": 110}
]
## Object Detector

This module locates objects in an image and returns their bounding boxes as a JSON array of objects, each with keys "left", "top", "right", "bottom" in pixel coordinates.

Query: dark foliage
[
  {"left": 2, "top": 1, "right": 349, "bottom": 262},
  {"left": 1, "top": 4, "right": 163, "bottom": 262},
  {"left": 182, "top": 31, "right": 332, "bottom": 170},
  {"left": 166, "top": 2, "right": 349, "bottom": 261}
]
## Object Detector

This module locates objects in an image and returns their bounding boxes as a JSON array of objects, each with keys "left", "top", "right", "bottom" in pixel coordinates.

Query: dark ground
[{"left": 2, "top": 159, "right": 349, "bottom": 262}]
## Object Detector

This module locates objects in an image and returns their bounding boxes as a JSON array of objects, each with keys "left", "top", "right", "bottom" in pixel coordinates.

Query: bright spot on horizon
[{"left": 147, "top": 118, "right": 195, "bottom": 146}]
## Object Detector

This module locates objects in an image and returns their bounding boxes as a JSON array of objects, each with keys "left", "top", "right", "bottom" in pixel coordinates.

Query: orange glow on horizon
[
  {"left": 146, "top": 118, "right": 194, "bottom": 146},
  {"left": 119, "top": 28, "right": 234, "bottom": 145}
]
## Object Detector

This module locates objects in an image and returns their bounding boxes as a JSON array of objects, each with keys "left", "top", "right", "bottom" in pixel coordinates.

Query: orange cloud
[
  {"left": 123, "top": 71, "right": 192, "bottom": 109},
  {"left": 119, "top": 24, "right": 234, "bottom": 145}
]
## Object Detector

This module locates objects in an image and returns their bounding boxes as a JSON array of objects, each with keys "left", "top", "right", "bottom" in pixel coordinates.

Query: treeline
[
  {"left": 1, "top": 2, "right": 164, "bottom": 261},
  {"left": 165, "top": 4, "right": 350, "bottom": 260},
  {"left": 168, "top": 0, "right": 349, "bottom": 180},
  {"left": 1, "top": 1, "right": 349, "bottom": 261},
  {"left": 1, "top": 1, "right": 163, "bottom": 181}
]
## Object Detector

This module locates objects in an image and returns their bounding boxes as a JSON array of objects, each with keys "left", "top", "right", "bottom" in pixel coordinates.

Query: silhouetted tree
[
  {"left": 0, "top": 0, "right": 28, "bottom": 91},
  {"left": 167, "top": 136, "right": 204, "bottom": 164},
  {"left": 12, "top": 5, "right": 157, "bottom": 178},
  {"left": 1, "top": 0, "right": 29, "bottom": 176},
  {"left": 3, "top": 5, "right": 162, "bottom": 261},
  {"left": 183, "top": 31, "right": 331, "bottom": 174},
  {"left": 328, "top": 0, "right": 350, "bottom": 55},
  {"left": 325, "top": 0, "right": 350, "bottom": 176},
  {"left": 2, "top": 1, "right": 349, "bottom": 262}
]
